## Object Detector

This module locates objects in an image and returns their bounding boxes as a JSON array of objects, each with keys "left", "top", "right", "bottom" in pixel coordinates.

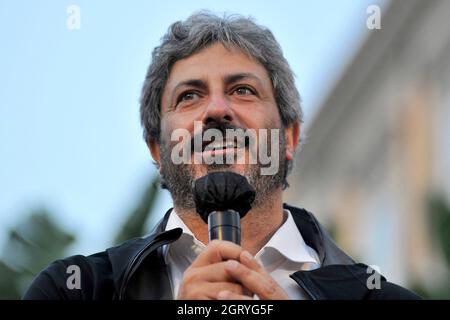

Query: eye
[
  {"left": 177, "top": 91, "right": 200, "bottom": 105},
  {"left": 233, "top": 86, "right": 255, "bottom": 96}
]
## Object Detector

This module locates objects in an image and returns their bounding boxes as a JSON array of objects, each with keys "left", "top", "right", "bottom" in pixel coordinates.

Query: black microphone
[{"left": 192, "top": 172, "right": 255, "bottom": 245}]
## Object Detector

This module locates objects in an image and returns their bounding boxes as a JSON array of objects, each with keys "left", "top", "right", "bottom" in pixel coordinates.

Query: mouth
[{"left": 192, "top": 136, "right": 249, "bottom": 155}]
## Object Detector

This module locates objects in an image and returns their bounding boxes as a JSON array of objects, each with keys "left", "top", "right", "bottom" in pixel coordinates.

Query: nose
[{"left": 201, "top": 93, "right": 234, "bottom": 126}]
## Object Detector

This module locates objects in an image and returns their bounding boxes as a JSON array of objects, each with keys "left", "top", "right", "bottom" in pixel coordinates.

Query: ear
[
  {"left": 284, "top": 122, "right": 300, "bottom": 162},
  {"left": 148, "top": 138, "right": 161, "bottom": 169}
]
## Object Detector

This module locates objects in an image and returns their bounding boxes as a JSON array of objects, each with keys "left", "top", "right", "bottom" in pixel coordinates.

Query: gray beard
[{"left": 159, "top": 132, "right": 286, "bottom": 213}]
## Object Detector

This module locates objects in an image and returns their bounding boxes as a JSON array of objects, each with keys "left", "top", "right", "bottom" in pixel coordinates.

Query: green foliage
[
  {"left": 415, "top": 194, "right": 450, "bottom": 299},
  {"left": 0, "top": 176, "right": 161, "bottom": 299},
  {"left": 114, "top": 175, "right": 160, "bottom": 245},
  {"left": 428, "top": 195, "right": 450, "bottom": 267},
  {"left": 0, "top": 209, "right": 75, "bottom": 299}
]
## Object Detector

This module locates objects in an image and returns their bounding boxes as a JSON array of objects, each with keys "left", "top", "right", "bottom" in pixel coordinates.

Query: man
[{"left": 24, "top": 12, "right": 420, "bottom": 300}]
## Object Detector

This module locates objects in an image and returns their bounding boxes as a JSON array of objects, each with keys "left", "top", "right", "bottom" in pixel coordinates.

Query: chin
[{"left": 192, "top": 164, "right": 247, "bottom": 179}]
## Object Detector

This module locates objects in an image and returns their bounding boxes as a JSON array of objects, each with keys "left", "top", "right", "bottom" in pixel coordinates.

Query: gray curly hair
[{"left": 140, "top": 11, "right": 302, "bottom": 143}]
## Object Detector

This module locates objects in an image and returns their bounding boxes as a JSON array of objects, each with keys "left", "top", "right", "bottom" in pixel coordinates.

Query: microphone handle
[{"left": 208, "top": 210, "right": 241, "bottom": 245}]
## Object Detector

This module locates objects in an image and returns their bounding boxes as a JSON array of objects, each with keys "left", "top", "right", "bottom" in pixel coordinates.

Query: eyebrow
[
  {"left": 172, "top": 79, "right": 208, "bottom": 95},
  {"left": 170, "top": 72, "right": 265, "bottom": 104},
  {"left": 223, "top": 72, "right": 264, "bottom": 87}
]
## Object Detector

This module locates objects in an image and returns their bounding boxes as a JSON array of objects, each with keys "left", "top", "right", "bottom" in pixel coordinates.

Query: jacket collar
[
  {"left": 285, "top": 204, "right": 355, "bottom": 266},
  {"left": 290, "top": 263, "right": 387, "bottom": 300},
  {"left": 286, "top": 205, "right": 386, "bottom": 299},
  {"left": 106, "top": 205, "right": 367, "bottom": 300},
  {"left": 106, "top": 208, "right": 182, "bottom": 299}
]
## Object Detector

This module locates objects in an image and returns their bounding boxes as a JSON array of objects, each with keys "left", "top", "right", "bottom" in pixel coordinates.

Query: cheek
[
  {"left": 159, "top": 122, "right": 170, "bottom": 144},
  {"left": 161, "top": 111, "right": 199, "bottom": 134},
  {"left": 159, "top": 114, "right": 197, "bottom": 153},
  {"left": 160, "top": 115, "right": 181, "bottom": 139},
  {"left": 235, "top": 109, "right": 277, "bottom": 130},
  {"left": 256, "top": 103, "right": 282, "bottom": 129}
]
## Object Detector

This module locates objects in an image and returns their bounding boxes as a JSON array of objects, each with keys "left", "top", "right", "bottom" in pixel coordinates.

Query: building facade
[{"left": 285, "top": 0, "right": 450, "bottom": 292}]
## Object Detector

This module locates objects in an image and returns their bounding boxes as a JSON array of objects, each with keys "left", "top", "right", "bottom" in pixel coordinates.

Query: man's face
[{"left": 150, "top": 43, "right": 298, "bottom": 210}]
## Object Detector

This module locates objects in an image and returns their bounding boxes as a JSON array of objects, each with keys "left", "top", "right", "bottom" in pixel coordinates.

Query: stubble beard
[{"left": 159, "top": 128, "right": 286, "bottom": 215}]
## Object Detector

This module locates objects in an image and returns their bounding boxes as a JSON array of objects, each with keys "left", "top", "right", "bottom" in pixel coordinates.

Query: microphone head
[{"left": 192, "top": 172, "right": 256, "bottom": 223}]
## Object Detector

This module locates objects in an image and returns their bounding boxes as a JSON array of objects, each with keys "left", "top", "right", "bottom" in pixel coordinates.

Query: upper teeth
[{"left": 204, "top": 140, "right": 236, "bottom": 151}]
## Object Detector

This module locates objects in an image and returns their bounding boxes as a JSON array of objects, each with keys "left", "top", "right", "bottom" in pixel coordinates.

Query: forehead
[{"left": 165, "top": 43, "right": 272, "bottom": 88}]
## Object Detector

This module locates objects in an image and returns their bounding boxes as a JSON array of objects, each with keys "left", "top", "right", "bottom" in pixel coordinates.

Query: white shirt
[{"left": 163, "top": 209, "right": 321, "bottom": 299}]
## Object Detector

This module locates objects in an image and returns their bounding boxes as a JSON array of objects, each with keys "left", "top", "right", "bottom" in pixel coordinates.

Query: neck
[{"left": 173, "top": 187, "right": 285, "bottom": 255}]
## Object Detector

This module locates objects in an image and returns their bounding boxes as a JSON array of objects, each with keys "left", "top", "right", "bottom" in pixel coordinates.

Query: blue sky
[{"left": 0, "top": 0, "right": 387, "bottom": 256}]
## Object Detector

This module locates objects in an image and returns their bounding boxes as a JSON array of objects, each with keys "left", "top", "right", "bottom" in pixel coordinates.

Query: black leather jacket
[{"left": 23, "top": 204, "right": 420, "bottom": 300}]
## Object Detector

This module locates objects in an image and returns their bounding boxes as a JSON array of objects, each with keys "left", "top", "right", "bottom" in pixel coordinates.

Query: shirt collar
[
  {"left": 256, "top": 209, "right": 319, "bottom": 264},
  {"left": 163, "top": 210, "right": 205, "bottom": 264},
  {"left": 165, "top": 209, "right": 196, "bottom": 239},
  {"left": 163, "top": 208, "right": 319, "bottom": 265}
]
